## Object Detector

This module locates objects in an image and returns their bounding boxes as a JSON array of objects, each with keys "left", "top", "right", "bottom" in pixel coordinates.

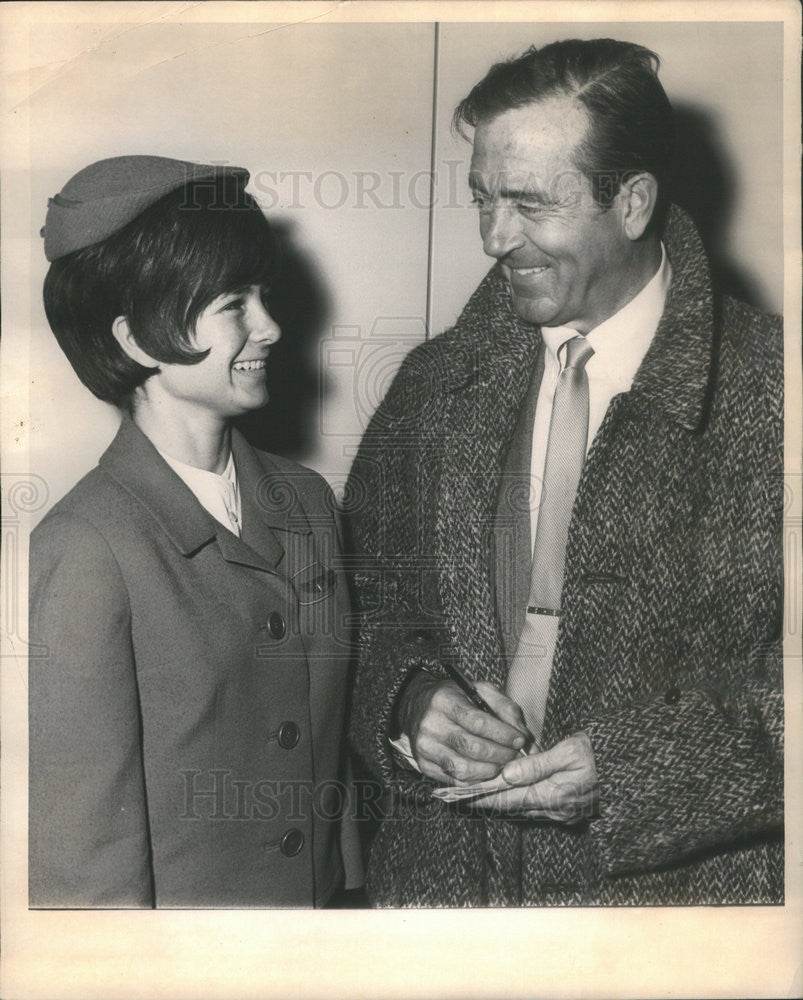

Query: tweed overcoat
[
  {"left": 29, "top": 416, "right": 358, "bottom": 908},
  {"left": 347, "top": 206, "right": 784, "bottom": 907}
]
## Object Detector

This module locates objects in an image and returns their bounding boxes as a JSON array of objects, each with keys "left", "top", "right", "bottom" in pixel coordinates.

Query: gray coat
[
  {"left": 347, "top": 205, "right": 784, "bottom": 906},
  {"left": 30, "top": 417, "right": 358, "bottom": 907}
]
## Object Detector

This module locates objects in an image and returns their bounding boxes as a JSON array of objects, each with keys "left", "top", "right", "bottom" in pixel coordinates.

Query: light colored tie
[{"left": 506, "top": 335, "right": 594, "bottom": 742}]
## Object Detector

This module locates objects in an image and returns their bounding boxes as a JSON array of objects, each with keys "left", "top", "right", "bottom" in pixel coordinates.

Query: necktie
[{"left": 506, "top": 335, "right": 594, "bottom": 741}]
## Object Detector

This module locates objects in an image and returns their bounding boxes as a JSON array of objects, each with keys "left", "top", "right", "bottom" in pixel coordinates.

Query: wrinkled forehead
[{"left": 469, "top": 95, "right": 590, "bottom": 195}]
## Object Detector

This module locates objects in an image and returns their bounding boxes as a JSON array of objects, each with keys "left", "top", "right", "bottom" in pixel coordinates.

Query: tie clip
[{"left": 527, "top": 606, "right": 561, "bottom": 616}]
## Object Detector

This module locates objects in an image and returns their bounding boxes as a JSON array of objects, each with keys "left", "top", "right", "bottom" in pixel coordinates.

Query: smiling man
[{"left": 347, "top": 39, "right": 784, "bottom": 906}]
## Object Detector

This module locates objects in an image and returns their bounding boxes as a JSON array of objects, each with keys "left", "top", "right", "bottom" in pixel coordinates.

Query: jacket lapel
[
  {"left": 99, "top": 416, "right": 220, "bottom": 554},
  {"left": 231, "top": 430, "right": 288, "bottom": 570},
  {"left": 99, "top": 417, "right": 307, "bottom": 575}
]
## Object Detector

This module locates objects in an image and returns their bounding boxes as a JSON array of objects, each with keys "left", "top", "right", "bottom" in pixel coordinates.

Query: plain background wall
[{"left": 19, "top": 19, "right": 783, "bottom": 525}]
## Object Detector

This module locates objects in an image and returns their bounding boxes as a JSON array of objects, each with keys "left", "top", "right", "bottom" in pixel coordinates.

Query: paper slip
[
  {"left": 390, "top": 733, "right": 534, "bottom": 802},
  {"left": 431, "top": 773, "right": 513, "bottom": 802}
]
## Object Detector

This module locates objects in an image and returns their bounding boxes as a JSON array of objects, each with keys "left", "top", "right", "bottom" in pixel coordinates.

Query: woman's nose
[{"left": 250, "top": 298, "right": 281, "bottom": 344}]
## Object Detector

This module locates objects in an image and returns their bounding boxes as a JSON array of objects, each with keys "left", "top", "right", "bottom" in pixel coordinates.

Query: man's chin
[{"left": 508, "top": 289, "right": 557, "bottom": 328}]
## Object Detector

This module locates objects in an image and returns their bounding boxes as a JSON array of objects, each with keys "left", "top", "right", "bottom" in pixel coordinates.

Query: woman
[{"left": 29, "top": 155, "right": 361, "bottom": 908}]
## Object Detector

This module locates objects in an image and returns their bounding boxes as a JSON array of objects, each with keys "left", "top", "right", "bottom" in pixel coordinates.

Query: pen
[{"left": 442, "top": 659, "right": 534, "bottom": 757}]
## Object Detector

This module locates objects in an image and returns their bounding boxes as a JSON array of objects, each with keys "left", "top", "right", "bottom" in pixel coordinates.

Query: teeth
[
  {"left": 233, "top": 360, "right": 266, "bottom": 372},
  {"left": 515, "top": 266, "right": 547, "bottom": 275}
]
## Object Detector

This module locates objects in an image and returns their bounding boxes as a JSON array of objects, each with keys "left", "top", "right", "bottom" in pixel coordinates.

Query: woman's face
[{"left": 146, "top": 284, "right": 280, "bottom": 420}]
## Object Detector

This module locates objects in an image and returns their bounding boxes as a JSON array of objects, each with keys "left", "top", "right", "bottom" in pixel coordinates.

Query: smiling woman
[
  {"left": 114, "top": 281, "right": 281, "bottom": 464},
  {"left": 29, "top": 155, "right": 362, "bottom": 908}
]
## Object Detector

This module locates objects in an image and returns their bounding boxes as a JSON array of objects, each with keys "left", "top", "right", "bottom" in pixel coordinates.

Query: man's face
[{"left": 469, "top": 95, "right": 639, "bottom": 333}]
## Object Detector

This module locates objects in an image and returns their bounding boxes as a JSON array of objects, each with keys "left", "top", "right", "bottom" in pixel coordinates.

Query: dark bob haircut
[
  {"left": 43, "top": 175, "right": 279, "bottom": 408},
  {"left": 453, "top": 38, "right": 676, "bottom": 214}
]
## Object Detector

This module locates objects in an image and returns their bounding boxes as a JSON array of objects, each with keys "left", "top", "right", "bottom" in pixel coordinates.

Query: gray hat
[{"left": 42, "top": 155, "right": 250, "bottom": 261}]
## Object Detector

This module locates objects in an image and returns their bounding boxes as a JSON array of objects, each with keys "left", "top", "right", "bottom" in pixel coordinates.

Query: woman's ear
[{"left": 111, "top": 316, "right": 159, "bottom": 368}]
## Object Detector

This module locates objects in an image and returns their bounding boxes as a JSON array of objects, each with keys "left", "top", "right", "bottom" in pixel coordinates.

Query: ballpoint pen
[{"left": 442, "top": 658, "right": 537, "bottom": 757}]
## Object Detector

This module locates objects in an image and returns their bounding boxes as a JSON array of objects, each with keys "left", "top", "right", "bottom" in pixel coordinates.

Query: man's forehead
[{"left": 469, "top": 95, "right": 589, "bottom": 175}]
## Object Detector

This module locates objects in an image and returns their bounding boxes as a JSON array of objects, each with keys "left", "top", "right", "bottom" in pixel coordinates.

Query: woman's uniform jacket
[
  {"left": 29, "top": 417, "right": 359, "bottom": 908},
  {"left": 347, "top": 205, "right": 784, "bottom": 907}
]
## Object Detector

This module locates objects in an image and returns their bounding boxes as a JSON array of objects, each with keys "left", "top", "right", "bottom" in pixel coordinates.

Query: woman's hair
[{"left": 43, "top": 175, "right": 278, "bottom": 408}]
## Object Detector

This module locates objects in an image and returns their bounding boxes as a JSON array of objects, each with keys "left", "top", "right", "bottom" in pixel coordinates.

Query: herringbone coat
[{"left": 347, "top": 206, "right": 784, "bottom": 906}]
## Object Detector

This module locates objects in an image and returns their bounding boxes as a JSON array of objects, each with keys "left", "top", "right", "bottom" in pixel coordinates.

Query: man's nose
[{"left": 481, "top": 204, "right": 525, "bottom": 260}]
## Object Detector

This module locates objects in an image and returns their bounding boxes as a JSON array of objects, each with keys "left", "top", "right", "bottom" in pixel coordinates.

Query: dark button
[
  {"left": 278, "top": 721, "right": 300, "bottom": 749},
  {"left": 280, "top": 829, "right": 304, "bottom": 857},
  {"left": 664, "top": 686, "right": 681, "bottom": 706},
  {"left": 267, "top": 611, "right": 286, "bottom": 639}
]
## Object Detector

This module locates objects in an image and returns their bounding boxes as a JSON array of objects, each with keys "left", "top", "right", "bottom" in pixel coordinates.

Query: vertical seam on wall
[{"left": 425, "top": 21, "right": 440, "bottom": 341}]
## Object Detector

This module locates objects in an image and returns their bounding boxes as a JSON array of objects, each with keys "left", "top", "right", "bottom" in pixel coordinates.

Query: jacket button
[
  {"left": 664, "top": 686, "right": 681, "bottom": 705},
  {"left": 267, "top": 611, "right": 286, "bottom": 639},
  {"left": 278, "top": 722, "right": 300, "bottom": 749},
  {"left": 280, "top": 829, "right": 304, "bottom": 857}
]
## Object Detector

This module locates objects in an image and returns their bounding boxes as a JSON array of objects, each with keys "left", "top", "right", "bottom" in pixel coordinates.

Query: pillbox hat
[{"left": 42, "top": 155, "right": 250, "bottom": 261}]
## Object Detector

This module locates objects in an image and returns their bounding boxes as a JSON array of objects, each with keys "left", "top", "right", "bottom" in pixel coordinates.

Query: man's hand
[
  {"left": 471, "top": 732, "right": 599, "bottom": 824},
  {"left": 399, "top": 673, "right": 531, "bottom": 784}
]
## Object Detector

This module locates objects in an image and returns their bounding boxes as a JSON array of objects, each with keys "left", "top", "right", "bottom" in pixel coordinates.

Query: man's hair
[
  {"left": 453, "top": 38, "right": 675, "bottom": 212},
  {"left": 43, "top": 176, "right": 278, "bottom": 408}
]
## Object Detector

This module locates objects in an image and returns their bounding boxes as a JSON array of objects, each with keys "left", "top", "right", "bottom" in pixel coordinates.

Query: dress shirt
[
  {"left": 157, "top": 447, "right": 242, "bottom": 537},
  {"left": 529, "top": 244, "right": 671, "bottom": 552}
]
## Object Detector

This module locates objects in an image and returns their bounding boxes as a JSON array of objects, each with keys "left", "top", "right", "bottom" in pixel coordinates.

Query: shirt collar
[
  {"left": 156, "top": 447, "right": 239, "bottom": 535},
  {"left": 541, "top": 243, "right": 672, "bottom": 390},
  {"left": 157, "top": 447, "right": 237, "bottom": 492}
]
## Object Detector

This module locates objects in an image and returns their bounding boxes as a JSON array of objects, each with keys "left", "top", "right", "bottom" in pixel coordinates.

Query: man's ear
[
  {"left": 111, "top": 316, "right": 159, "bottom": 369},
  {"left": 618, "top": 172, "right": 659, "bottom": 241}
]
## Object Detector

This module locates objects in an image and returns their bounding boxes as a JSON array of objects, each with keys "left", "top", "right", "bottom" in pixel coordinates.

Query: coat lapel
[
  {"left": 493, "top": 349, "right": 545, "bottom": 665},
  {"left": 541, "top": 204, "right": 720, "bottom": 742},
  {"left": 433, "top": 265, "right": 543, "bottom": 689},
  {"left": 431, "top": 205, "right": 718, "bottom": 713},
  {"left": 627, "top": 204, "right": 716, "bottom": 432}
]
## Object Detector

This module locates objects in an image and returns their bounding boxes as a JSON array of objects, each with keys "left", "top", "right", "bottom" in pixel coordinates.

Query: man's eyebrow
[{"left": 468, "top": 174, "right": 550, "bottom": 202}]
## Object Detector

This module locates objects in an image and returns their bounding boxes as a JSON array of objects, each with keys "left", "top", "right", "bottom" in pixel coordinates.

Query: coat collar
[
  {"left": 99, "top": 416, "right": 309, "bottom": 570},
  {"left": 443, "top": 204, "right": 717, "bottom": 433},
  {"left": 627, "top": 204, "right": 717, "bottom": 432}
]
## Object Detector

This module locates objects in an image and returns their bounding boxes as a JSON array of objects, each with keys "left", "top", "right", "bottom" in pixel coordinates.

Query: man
[{"left": 347, "top": 39, "right": 783, "bottom": 906}]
